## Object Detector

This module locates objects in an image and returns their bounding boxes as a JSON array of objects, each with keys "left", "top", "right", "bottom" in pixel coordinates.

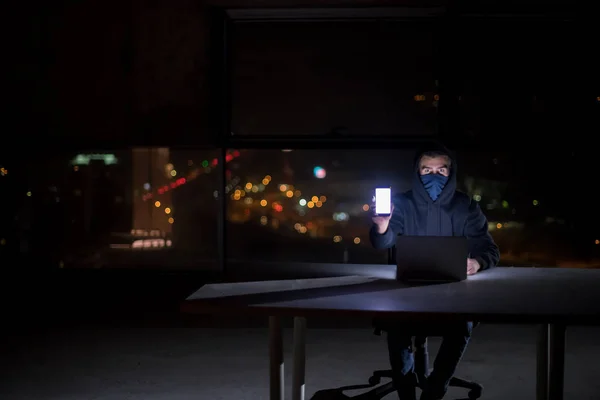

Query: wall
[
  {"left": 8, "top": 0, "right": 448, "bottom": 147},
  {"left": 10, "top": 0, "right": 578, "bottom": 147}
]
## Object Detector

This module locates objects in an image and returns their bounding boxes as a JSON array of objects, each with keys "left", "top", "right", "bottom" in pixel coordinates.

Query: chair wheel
[
  {"left": 368, "top": 376, "right": 381, "bottom": 385},
  {"left": 468, "top": 387, "right": 482, "bottom": 399}
]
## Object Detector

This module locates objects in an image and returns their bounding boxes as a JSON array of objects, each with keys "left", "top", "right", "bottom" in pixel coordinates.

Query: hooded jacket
[{"left": 369, "top": 143, "right": 500, "bottom": 270}]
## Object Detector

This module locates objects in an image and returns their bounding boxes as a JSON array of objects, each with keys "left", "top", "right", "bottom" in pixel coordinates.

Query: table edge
[{"left": 180, "top": 301, "right": 600, "bottom": 326}]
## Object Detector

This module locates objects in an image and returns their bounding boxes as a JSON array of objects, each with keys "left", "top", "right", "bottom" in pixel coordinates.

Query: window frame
[
  {"left": 30, "top": 6, "right": 584, "bottom": 273},
  {"left": 216, "top": 6, "right": 449, "bottom": 150},
  {"left": 212, "top": 6, "right": 583, "bottom": 275},
  {"left": 212, "top": 7, "right": 450, "bottom": 275}
]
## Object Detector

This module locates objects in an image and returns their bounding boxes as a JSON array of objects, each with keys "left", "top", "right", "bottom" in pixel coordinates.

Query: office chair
[
  {"left": 364, "top": 248, "right": 483, "bottom": 399},
  {"left": 367, "top": 329, "right": 483, "bottom": 399}
]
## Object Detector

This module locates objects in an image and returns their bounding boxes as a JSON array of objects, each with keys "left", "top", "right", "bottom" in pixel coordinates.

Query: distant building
[{"left": 132, "top": 147, "right": 173, "bottom": 234}]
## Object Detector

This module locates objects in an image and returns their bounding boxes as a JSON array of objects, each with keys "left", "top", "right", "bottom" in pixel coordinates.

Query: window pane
[
  {"left": 452, "top": 20, "right": 578, "bottom": 144},
  {"left": 1, "top": 148, "right": 219, "bottom": 269},
  {"left": 230, "top": 20, "right": 438, "bottom": 136},
  {"left": 226, "top": 148, "right": 599, "bottom": 268},
  {"left": 226, "top": 149, "right": 414, "bottom": 264},
  {"left": 458, "top": 148, "right": 600, "bottom": 267}
]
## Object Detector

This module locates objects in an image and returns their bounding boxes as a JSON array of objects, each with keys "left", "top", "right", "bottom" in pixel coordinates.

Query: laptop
[{"left": 395, "top": 236, "right": 468, "bottom": 283}]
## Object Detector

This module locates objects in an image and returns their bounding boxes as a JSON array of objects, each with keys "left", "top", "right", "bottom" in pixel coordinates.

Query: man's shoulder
[
  {"left": 391, "top": 192, "right": 412, "bottom": 215},
  {"left": 393, "top": 191, "right": 412, "bottom": 201},
  {"left": 393, "top": 190, "right": 473, "bottom": 206},
  {"left": 453, "top": 190, "right": 471, "bottom": 203},
  {"left": 452, "top": 190, "right": 479, "bottom": 213},
  {"left": 393, "top": 191, "right": 414, "bottom": 206},
  {"left": 451, "top": 190, "right": 477, "bottom": 212}
]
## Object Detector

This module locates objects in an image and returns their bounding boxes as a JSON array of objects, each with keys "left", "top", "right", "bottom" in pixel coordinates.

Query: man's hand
[
  {"left": 371, "top": 197, "right": 394, "bottom": 234},
  {"left": 467, "top": 258, "right": 481, "bottom": 275}
]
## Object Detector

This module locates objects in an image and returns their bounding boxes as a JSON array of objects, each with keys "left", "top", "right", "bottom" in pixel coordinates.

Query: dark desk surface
[{"left": 182, "top": 267, "right": 600, "bottom": 325}]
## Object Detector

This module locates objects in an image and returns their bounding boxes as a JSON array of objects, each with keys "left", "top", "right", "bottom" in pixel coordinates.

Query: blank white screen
[{"left": 375, "top": 188, "right": 391, "bottom": 215}]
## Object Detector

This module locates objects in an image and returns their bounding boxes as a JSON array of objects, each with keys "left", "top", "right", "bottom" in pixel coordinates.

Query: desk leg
[
  {"left": 536, "top": 324, "right": 549, "bottom": 400},
  {"left": 548, "top": 324, "right": 566, "bottom": 400},
  {"left": 269, "top": 316, "right": 284, "bottom": 400},
  {"left": 292, "top": 317, "right": 307, "bottom": 400}
]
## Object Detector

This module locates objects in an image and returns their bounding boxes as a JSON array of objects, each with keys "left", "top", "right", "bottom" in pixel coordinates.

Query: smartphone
[{"left": 375, "top": 188, "right": 392, "bottom": 216}]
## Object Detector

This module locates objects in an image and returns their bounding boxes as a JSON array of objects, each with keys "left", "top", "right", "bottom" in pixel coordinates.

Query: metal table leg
[
  {"left": 269, "top": 316, "right": 284, "bottom": 400},
  {"left": 548, "top": 324, "right": 566, "bottom": 400},
  {"left": 292, "top": 317, "right": 307, "bottom": 400},
  {"left": 536, "top": 324, "right": 549, "bottom": 400}
]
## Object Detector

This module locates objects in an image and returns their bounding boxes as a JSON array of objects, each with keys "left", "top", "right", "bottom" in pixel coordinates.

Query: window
[
  {"left": 0, "top": 148, "right": 219, "bottom": 269},
  {"left": 226, "top": 148, "right": 600, "bottom": 268},
  {"left": 449, "top": 19, "right": 580, "bottom": 145},
  {"left": 222, "top": 12, "right": 599, "bottom": 269},
  {"left": 225, "top": 149, "right": 413, "bottom": 264},
  {"left": 230, "top": 18, "right": 439, "bottom": 137}
]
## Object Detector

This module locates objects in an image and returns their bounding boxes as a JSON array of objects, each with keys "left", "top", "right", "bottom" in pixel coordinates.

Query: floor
[{"left": 1, "top": 323, "right": 599, "bottom": 400}]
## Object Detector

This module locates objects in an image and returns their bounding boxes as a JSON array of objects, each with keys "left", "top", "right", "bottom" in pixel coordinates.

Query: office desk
[{"left": 182, "top": 267, "right": 600, "bottom": 400}]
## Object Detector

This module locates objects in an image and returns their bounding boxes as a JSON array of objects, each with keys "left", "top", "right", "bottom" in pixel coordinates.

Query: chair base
[{"left": 368, "top": 369, "right": 483, "bottom": 400}]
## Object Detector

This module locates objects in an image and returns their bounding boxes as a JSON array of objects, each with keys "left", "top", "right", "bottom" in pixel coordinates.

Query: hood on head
[{"left": 412, "top": 141, "right": 457, "bottom": 204}]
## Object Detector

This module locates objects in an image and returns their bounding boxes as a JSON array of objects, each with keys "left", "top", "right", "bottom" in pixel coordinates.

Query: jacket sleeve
[
  {"left": 369, "top": 194, "right": 404, "bottom": 249},
  {"left": 465, "top": 200, "right": 500, "bottom": 270}
]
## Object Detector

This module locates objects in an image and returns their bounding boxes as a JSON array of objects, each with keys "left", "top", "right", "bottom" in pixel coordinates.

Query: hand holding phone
[{"left": 372, "top": 188, "right": 393, "bottom": 234}]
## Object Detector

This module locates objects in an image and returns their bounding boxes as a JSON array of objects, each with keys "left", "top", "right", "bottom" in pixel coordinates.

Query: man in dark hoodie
[{"left": 370, "top": 143, "right": 499, "bottom": 400}]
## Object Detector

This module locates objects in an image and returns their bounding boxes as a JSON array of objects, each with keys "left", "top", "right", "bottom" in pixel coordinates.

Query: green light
[{"left": 71, "top": 154, "right": 118, "bottom": 166}]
